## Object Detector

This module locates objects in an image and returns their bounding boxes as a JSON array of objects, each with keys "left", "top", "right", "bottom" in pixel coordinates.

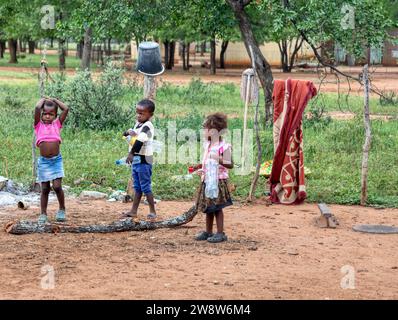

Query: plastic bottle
[
  {"left": 115, "top": 157, "right": 130, "bottom": 166},
  {"left": 172, "top": 166, "right": 196, "bottom": 181},
  {"left": 205, "top": 159, "right": 219, "bottom": 199}
]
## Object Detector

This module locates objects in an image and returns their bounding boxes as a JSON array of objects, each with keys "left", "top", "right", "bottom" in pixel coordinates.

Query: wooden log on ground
[{"left": 5, "top": 205, "right": 198, "bottom": 235}]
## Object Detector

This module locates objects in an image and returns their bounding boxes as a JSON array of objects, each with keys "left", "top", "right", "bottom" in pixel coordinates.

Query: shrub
[{"left": 46, "top": 62, "right": 132, "bottom": 130}]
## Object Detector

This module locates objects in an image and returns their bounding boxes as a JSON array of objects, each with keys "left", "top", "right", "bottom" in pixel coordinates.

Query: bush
[
  {"left": 304, "top": 96, "right": 332, "bottom": 129},
  {"left": 46, "top": 62, "right": 132, "bottom": 130}
]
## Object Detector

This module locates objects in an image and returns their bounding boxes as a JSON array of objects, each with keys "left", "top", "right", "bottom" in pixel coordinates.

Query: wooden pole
[
  {"left": 248, "top": 45, "right": 262, "bottom": 201},
  {"left": 144, "top": 75, "right": 156, "bottom": 100},
  {"left": 361, "top": 64, "right": 371, "bottom": 205},
  {"left": 241, "top": 75, "right": 251, "bottom": 171}
]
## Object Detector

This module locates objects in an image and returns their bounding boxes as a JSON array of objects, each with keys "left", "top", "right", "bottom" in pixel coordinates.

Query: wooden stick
[
  {"left": 144, "top": 75, "right": 156, "bottom": 100},
  {"left": 361, "top": 64, "right": 371, "bottom": 206},
  {"left": 241, "top": 74, "right": 251, "bottom": 170},
  {"left": 248, "top": 45, "right": 262, "bottom": 201}
]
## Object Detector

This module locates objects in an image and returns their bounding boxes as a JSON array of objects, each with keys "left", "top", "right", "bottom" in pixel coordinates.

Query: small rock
[
  {"left": 248, "top": 246, "right": 258, "bottom": 251},
  {"left": 287, "top": 249, "right": 299, "bottom": 256},
  {"left": 392, "top": 266, "right": 398, "bottom": 270},
  {"left": 0, "top": 176, "right": 8, "bottom": 191},
  {"left": 213, "top": 280, "right": 220, "bottom": 285},
  {"left": 79, "top": 190, "right": 108, "bottom": 200},
  {"left": 224, "top": 281, "right": 234, "bottom": 287},
  {"left": 357, "top": 269, "right": 368, "bottom": 273},
  {"left": 274, "top": 212, "right": 280, "bottom": 215},
  {"left": 73, "top": 178, "right": 84, "bottom": 185}
]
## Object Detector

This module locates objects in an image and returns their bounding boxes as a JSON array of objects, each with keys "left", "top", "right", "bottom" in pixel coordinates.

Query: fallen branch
[{"left": 5, "top": 205, "right": 198, "bottom": 235}]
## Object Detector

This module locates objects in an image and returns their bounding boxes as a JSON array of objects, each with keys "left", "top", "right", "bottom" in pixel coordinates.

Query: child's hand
[
  {"left": 128, "top": 129, "right": 137, "bottom": 136},
  {"left": 126, "top": 153, "right": 134, "bottom": 164},
  {"left": 192, "top": 164, "right": 202, "bottom": 171}
]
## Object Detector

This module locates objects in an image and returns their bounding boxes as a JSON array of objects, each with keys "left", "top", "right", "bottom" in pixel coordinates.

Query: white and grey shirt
[{"left": 128, "top": 120, "right": 154, "bottom": 164}]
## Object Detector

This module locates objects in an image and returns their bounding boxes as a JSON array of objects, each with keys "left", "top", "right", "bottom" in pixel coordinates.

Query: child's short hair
[
  {"left": 44, "top": 100, "right": 58, "bottom": 114},
  {"left": 137, "top": 99, "right": 155, "bottom": 113},
  {"left": 203, "top": 113, "right": 228, "bottom": 131}
]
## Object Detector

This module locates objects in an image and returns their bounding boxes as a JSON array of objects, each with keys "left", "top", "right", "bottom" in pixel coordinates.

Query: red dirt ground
[{"left": 0, "top": 197, "right": 397, "bottom": 299}]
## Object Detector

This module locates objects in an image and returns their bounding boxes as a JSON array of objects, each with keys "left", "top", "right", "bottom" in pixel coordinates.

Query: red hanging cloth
[{"left": 270, "top": 79, "right": 317, "bottom": 204}]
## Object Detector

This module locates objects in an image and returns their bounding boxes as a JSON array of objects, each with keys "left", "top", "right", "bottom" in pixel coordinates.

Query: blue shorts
[
  {"left": 37, "top": 154, "right": 64, "bottom": 183},
  {"left": 132, "top": 163, "right": 153, "bottom": 195}
]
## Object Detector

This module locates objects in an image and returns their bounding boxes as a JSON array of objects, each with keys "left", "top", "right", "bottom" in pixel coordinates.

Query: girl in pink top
[
  {"left": 34, "top": 97, "right": 69, "bottom": 224},
  {"left": 194, "top": 113, "right": 233, "bottom": 243}
]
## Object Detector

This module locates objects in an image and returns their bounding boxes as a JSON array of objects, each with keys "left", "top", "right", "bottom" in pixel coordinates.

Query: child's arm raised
[
  {"left": 34, "top": 98, "right": 45, "bottom": 126},
  {"left": 52, "top": 98, "right": 69, "bottom": 125}
]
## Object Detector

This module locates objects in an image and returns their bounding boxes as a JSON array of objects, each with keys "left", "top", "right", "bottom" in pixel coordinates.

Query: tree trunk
[
  {"left": 360, "top": 64, "right": 371, "bottom": 206},
  {"left": 186, "top": 42, "right": 190, "bottom": 71},
  {"left": 182, "top": 42, "right": 187, "bottom": 70},
  {"left": 0, "top": 40, "right": 6, "bottom": 58},
  {"left": 5, "top": 206, "right": 198, "bottom": 235},
  {"left": 170, "top": 41, "right": 176, "bottom": 67},
  {"left": 19, "top": 39, "right": 26, "bottom": 53},
  {"left": 50, "top": 37, "right": 54, "bottom": 48},
  {"left": 8, "top": 39, "right": 18, "bottom": 63},
  {"left": 278, "top": 40, "right": 290, "bottom": 72},
  {"left": 77, "top": 39, "right": 84, "bottom": 59},
  {"left": 28, "top": 40, "right": 35, "bottom": 54},
  {"left": 210, "top": 37, "right": 216, "bottom": 75},
  {"left": 164, "top": 41, "right": 170, "bottom": 68},
  {"left": 81, "top": 26, "right": 93, "bottom": 71},
  {"left": 288, "top": 37, "right": 304, "bottom": 71},
  {"left": 220, "top": 40, "right": 229, "bottom": 69},
  {"left": 201, "top": 41, "right": 206, "bottom": 56},
  {"left": 107, "top": 38, "right": 111, "bottom": 56},
  {"left": 227, "top": 0, "right": 273, "bottom": 124},
  {"left": 58, "top": 39, "right": 66, "bottom": 71}
]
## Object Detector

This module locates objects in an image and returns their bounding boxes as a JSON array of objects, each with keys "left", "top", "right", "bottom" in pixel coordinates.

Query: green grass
[
  {"left": 0, "top": 53, "right": 98, "bottom": 70},
  {"left": 309, "top": 92, "right": 398, "bottom": 116},
  {"left": 0, "top": 80, "right": 397, "bottom": 207}
]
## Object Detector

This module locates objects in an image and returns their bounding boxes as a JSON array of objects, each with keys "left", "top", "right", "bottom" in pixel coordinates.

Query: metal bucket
[{"left": 136, "top": 41, "right": 165, "bottom": 76}]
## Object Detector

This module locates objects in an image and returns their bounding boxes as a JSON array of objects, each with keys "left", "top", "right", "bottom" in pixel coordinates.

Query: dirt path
[
  {"left": 1, "top": 65, "right": 397, "bottom": 95},
  {"left": 0, "top": 197, "right": 397, "bottom": 299}
]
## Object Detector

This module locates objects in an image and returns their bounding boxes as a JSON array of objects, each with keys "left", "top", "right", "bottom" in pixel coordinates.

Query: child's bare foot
[{"left": 120, "top": 211, "right": 137, "bottom": 220}]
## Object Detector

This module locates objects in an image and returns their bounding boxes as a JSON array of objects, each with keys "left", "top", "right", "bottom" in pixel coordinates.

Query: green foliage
[
  {"left": 45, "top": 62, "right": 132, "bottom": 129},
  {"left": 380, "top": 91, "right": 398, "bottom": 107}
]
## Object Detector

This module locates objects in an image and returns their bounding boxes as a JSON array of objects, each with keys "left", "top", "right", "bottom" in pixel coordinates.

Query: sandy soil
[
  {"left": 1, "top": 65, "right": 398, "bottom": 95},
  {"left": 0, "top": 197, "right": 397, "bottom": 300}
]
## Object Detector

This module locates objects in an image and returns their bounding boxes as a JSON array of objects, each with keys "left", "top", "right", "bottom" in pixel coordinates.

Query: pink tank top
[
  {"left": 34, "top": 118, "right": 62, "bottom": 147},
  {"left": 202, "top": 141, "right": 231, "bottom": 181}
]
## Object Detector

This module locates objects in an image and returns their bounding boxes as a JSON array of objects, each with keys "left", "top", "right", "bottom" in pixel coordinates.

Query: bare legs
[
  {"left": 205, "top": 209, "right": 224, "bottom": 234},
  {"left": 40, "top": 178, "right": 65, "bottom": 215},
  {"left": 123, "top": 192, "right": 156, "bottom": 218}
]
